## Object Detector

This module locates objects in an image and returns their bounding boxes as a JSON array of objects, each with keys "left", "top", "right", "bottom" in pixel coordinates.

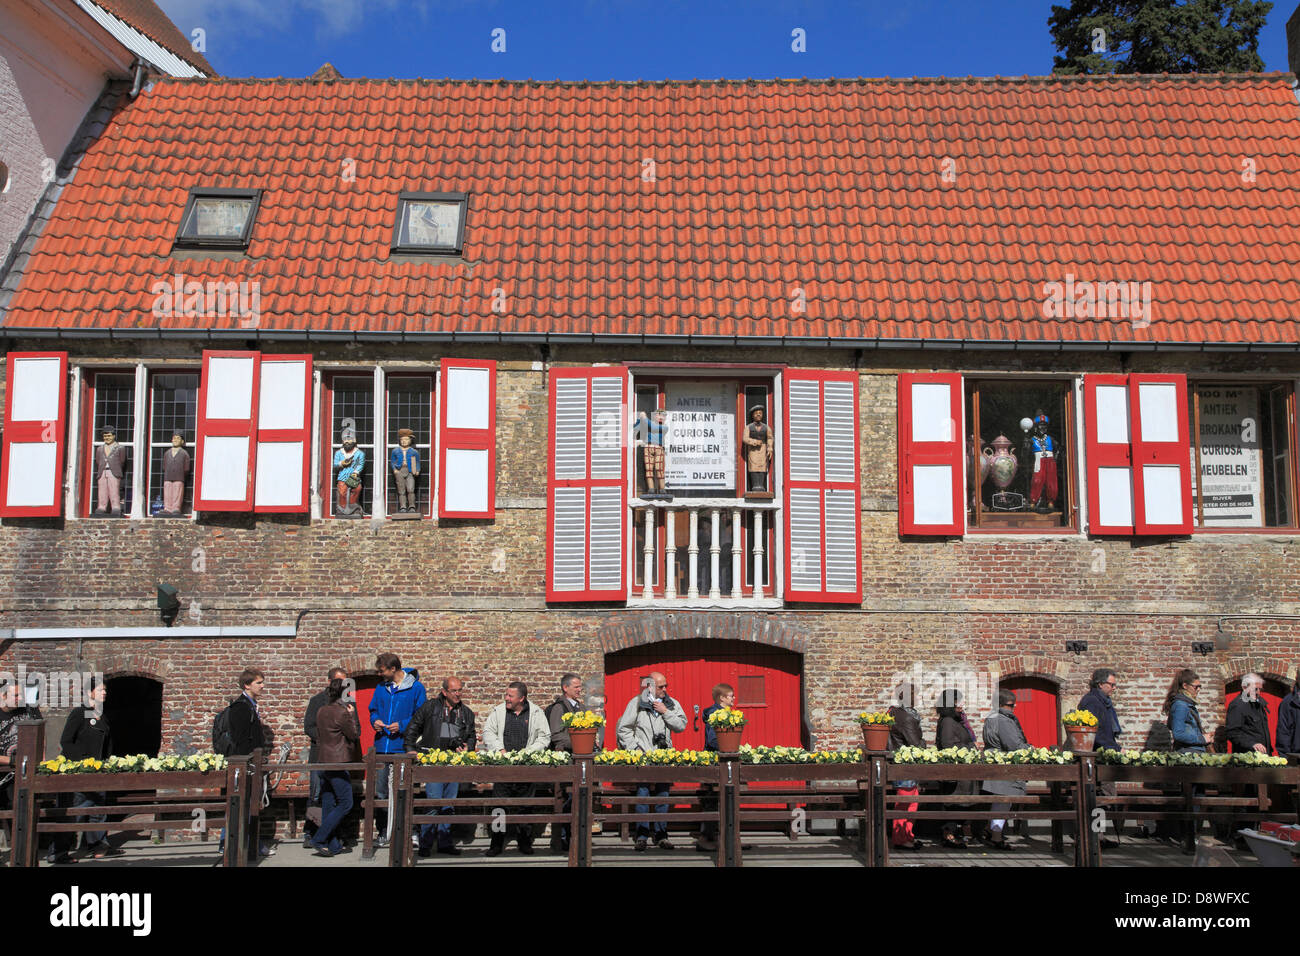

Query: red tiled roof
[
  {"left": 7, "top": 74, "right": 1300, "bottom": 343},
  {"left": 91, "top": 0, "right": 216, "bottom": 75}
]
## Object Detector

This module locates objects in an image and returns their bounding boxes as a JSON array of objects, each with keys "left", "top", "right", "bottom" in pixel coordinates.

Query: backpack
[{"left": 212, "top": 701, "right": 235, "bottom": 755}]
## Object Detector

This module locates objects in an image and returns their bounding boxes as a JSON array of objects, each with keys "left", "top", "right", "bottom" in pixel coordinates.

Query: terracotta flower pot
[
  {"left": 1064, "top": 726, "right": 1097, "bottom": 752},
  {"left": 568, "top": 728, "right": 598, "bottom": 755},
  {"left": 861, "top": 723, "right": 891, "bottom": 752},
  {"left": 714, "top": 729, "right": 744, "bottom": 752}
]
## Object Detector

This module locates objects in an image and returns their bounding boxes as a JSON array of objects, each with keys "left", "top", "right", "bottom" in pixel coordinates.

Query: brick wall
[{"left": 1, "top": 338, "right": 1297, "bottom": 775}]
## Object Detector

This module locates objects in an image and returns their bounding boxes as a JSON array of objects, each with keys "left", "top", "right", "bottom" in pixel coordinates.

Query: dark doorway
[{"left": 103, "top": 676, "right": 162, "bottom": 756}]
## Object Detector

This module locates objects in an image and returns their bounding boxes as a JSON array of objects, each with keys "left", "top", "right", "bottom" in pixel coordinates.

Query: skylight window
[
  {"left": 392, "top": 192, "right": 467, "bottom": 254},
  {"left": 175, "top": 188, "right": 261, "bottom": 248}
]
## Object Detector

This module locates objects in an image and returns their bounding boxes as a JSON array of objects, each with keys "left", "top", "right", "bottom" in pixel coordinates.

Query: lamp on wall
[
  {"left": 157, "top": 583, "right": 180, "bottom": 627},
  {"left": 1191, "top": 641, "right": 1215, "bottom": 657},
  {"left": 1065, "top": 640, "right": 1088, "bottom": 656},
  {"left": 1214, "top": 623, "right": 1234, "bottom": 651}
]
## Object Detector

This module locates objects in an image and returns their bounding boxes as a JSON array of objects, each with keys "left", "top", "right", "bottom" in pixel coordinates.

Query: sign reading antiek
[
  {"left": 665, "top": 381, "right": 735, "bottom": 490},
  {"left": 1194, "top": 386, "right": 1263, "bottom": 526}
]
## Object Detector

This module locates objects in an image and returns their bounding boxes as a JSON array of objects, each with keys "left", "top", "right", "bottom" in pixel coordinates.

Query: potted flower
[
  {"left": 706, "top": 707, "right": 747, "bottom": 752},
  {"left": 561, "top": 710, "right": 605, "bottom": 755},
  {"left": 856, "top": 711, "right": 895, "bottom": 751},
  {"left": 1061, "top": 709, "right": 1099, "bottom": 751}
]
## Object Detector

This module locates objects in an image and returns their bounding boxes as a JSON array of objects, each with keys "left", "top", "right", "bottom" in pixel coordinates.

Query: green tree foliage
[{"left": 1048, "top": 0, "right": 1272, "bottom": 74}]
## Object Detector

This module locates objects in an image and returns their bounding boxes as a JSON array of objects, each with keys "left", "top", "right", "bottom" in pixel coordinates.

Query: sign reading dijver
[
  {"left": 1194, "top": 386, "right": 1262, "bottom": 526},
  {"left": 665, "top": 381, "right": 735, "bottom": 490}
]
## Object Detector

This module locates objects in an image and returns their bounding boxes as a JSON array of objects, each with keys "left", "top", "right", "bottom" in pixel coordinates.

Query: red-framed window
[
  {"left": 194, "top": 350, "right": 259, "bottom": 512},
  {"left": 320, "top": 373, "right": 377, "bottom": 518},
  {"left": 0, "top": 351, "right": 68, "bottom": 518},
  {"left": 81, "top": 370, "right": 137, "bottom": 517},
  {"left": 385, "top": 374, "right": 434, "bottom": 518},
  {"left": 146, "top": 372, "right": 199, "bottom": 517}
]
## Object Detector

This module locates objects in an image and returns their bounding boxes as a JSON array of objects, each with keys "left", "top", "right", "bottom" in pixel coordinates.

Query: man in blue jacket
[
  {"left": 1078, "top": 668, "right": 1124, "bottom": 846},
  {"left": 368, "top": 653, "right": 426, "bottom": 847}
]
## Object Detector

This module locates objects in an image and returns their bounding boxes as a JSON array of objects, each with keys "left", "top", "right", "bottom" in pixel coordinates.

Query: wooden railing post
[
  {"left": 361, "top": 749, "right": 377, "bottom": 859},
  {"left": 388, "top": 754, "right": 412, "bottom": 867},
  {"left": 869, "top": 753, "right": 888, "bottom": 868},
  {"left": 722, "top": 759, "right": 739, "bottom": 867},
  {"left": 1049, "top": 781, "right": 1064, "bottom": 853},
  {"left": 1076, "top": 753, "right": 1099, "bottom": 868},
  {"left": 12, "top": 720, "right": 44, "bottom": 868},
  {"left": 246, "top": 747, "right": 265, "bottom": 860},
  {"left": 571, "top": 758, "right": 591, "bottom": 868},
  {"left": 223, "top": 754, "right": 249, "bottom": 867}
]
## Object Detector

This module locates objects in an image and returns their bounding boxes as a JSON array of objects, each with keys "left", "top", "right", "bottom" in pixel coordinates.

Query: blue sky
[{"left": 157, "top": 0, "right": 1298, "bottom": 80}]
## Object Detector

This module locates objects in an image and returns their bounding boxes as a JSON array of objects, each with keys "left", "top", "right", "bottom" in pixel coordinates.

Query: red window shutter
[
  {"left": 546, "top": 367, "right": 629, "bottom": 602},
  {"left": 0, "top": 351, "right": 68, "bottom": 517},
  {"left": 194, "top": 350, "right": 260, "bottom": 512},
  {"left": 784, "top": 369, "right": 861, "bottom": 603},
  {"left": 1130, "top": 373, "right": 1193, "bottom": 535},
  {"left": 253, "top": 354, "right": 312, "bottom": 513},
  {"left": 1084, "top": 374, "right": 1135, "bottom": 535},
  {"left": 437, "top": 359, "right": 496, "bottom": 519},
  {"left": 896, "top": 372, "right": 964, "bottom": 536}
]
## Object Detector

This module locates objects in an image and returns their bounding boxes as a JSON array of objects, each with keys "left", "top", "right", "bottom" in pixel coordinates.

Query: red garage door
[
  {"left": 604, "top": 639, "right": 803, "bottom": 751},
  {"left": 1001, "top": 677, "right": 1060, "bottom": 749},
  {"left": 1224, "top": 679, "right": 1286, "bottom": 754}
]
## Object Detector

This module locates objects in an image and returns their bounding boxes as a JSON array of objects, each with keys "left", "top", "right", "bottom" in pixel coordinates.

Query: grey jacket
[
  {"left": 982, "top": 708, "right": 1030, "bottom": 796},
  {"left": 482, "top": 702, "right": 551, "bottom": 753},
  {"left": 615, "top": 695, "right": 687, "bottom": 752}
]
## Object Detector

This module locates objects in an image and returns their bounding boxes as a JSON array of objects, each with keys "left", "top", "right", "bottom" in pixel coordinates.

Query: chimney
[{"left": 1288, "top": 4, "right": 1300, "bottom": 76}]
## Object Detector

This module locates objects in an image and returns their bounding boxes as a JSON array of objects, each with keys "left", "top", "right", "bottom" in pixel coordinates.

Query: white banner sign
[
  {"left": 665, "top": 381, "right": 736, "bottom": 489},
  {"left": 1194, "top": 386, "right": 1262, "bottom": 527}
]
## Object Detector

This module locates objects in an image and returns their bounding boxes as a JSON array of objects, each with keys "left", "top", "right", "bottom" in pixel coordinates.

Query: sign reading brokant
[
  {"left": 665, "top": 381, "right": 735, "bottom": 490},
  {"left": 1195, "top": 386, "right": 1263, "bottom": 526}
]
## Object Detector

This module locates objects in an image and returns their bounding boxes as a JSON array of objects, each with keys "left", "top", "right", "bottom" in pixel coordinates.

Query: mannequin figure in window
[
  {"left": 1028, "top": 410, "right": 1058, "bottom": 514},
  {"left": 161, "top": 431, "right": 190, "bottom": 516},
  {"left": 742, "top": 405, "right": 773, "bottom": 494},
  {"left": 633, "top": 408, "right": 671, "bottom": 500},
  {"left": 390, "top": 427, "right": 420, "bottom": 514},
  {"left": 333, "top": 419, "right": 365, "bottom": 517},
  {"left": 94, "top": 426, "right": 126, "bottom": 516}
]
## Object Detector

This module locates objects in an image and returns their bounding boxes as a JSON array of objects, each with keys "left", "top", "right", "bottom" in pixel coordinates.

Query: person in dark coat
[
  {"left": 935, "top": 688, "right": 976, "bottom": 848},
  {"left": 309, "top": 678, "right": 361, "bottom": 857},
  {"left": 55, "top": 681, "right": 121, "bottom": 860},
  {"left": 1078, "top": 667, "right": 1125, "bottom": 845},
  {"left": 888, "top": 682, "right": 924, "bottom": 849},
  {"left": 1226, "top": 673, "right": 1273, "bottom": 754},
  {"left": 981, "top": 689, "right": 1029, "bottom": 848},
  {"left": 1277, "top": 672, "right": 1300, "bottom": 757},
  {"left": 221, "top": 668, "right": 272, "bottom": 857},
  {"left": 302, "top": 666, "right": 347, "bottom": 847},
  {"left": 404, "top": 676, "right": 476, "bottom": 856}
]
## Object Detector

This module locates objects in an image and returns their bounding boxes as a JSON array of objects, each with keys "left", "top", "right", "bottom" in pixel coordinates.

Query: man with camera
[{"left": 616, "top": 672, "right": 686, "bottom": 851}]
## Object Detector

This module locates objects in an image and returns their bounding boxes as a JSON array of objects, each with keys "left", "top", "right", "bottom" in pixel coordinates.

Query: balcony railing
[{"left": 630, "top": 497, "right": 780, "bottom": 606}]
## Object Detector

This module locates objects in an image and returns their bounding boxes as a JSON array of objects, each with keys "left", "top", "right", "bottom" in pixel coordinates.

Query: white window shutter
[{"left": 0, "top": 352, "right": 68, "bottom": 517}]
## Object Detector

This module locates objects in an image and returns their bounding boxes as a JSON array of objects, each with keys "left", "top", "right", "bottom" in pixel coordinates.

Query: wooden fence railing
[{"left": 6, "top": 720, "right": 1299, "bottom": 868}]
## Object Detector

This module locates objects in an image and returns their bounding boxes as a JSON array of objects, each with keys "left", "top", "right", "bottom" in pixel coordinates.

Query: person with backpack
[
  {"left": 367, "top": 653, "right": 426, "bottom": 848},
  {"left": 216, "top": 668, "right": 274, "bottom": 857}
]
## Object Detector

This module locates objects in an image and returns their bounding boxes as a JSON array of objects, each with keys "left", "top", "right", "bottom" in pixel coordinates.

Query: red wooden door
[
  {"left": 1224, "top": 680, "right": 1285, "bottom": 753},
  {"left": 351, "top": 676, "right": 380, "bottom": 754},
  {"left": 1002, "top": 677, "right": 1060, "bottom": 748},
  {"left": 603, "top": 639, "right": 803, "bottom": 750}
]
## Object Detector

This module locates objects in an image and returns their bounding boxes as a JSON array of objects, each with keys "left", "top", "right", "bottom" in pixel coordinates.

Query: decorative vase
[
  {"left": 1064, "top": 726, "right": 1097, "bottom": 752},
  {"left": 982, "top": 435, "right": 1018, "bottom": 490},
  {"left": 568, "top": 728, "right": 597, "bottom": 755},
  {"left": 714, "top": 729, "right": 743, "bottom": 752},
  {"left": 861, "top": 723, "right": 891, "bottom": 751}
]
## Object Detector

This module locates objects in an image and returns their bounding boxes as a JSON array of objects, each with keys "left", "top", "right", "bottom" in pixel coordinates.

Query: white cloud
[{"left": 155, "top": 0, "right": 423, "bottom": 42}]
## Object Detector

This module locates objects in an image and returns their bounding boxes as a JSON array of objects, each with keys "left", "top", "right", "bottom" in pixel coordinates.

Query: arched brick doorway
[{"left": 103, "top": 676, "right": 162, "bottom": 757}]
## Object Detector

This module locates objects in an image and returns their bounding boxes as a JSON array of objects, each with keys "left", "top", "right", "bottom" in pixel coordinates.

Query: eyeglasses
[{"left": 1190, "top": 683, "right": 1202, "bottom": 690}]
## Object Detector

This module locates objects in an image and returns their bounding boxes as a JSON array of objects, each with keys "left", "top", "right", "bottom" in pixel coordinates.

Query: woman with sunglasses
[{"left": 1162, "top": 669, "right": 1207, "bottom": 753}]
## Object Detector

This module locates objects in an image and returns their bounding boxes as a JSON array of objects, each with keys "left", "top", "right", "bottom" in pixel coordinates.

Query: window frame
[
  {"left": 81, "top": 368, "right": 138, "bottom": 518},
  {"left": 964, "top": 375, "right": 1081, "bottom": 534},
  {"left": 174, "top": 187, "right": 262, "bottom": 250},
  {"left": 384, "top": 372, "right": 435, "bottom": 519},
  {"left": 1186, "top": 377, "right": 1300, "bottom": 534},
  {"left": 391, "top": 191, "right": 469, "bottom": 255},
  {"left": 146, "top": 369, "right": 200, "bottom": 519}
]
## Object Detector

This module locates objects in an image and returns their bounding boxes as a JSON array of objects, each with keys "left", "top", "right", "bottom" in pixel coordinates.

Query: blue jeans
[
  {"left": 419, "top": 780, "right": 459, "bottom": 850},
  {"left": 313, "top": 771, "right": 353, "bottom": 852},
  {"left": 635, "top": 784, "right": 670, "bottom": 841}
]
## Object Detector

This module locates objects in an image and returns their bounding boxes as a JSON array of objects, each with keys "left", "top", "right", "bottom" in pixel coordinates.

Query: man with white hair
[{"left": 1226, "top": 673, "right": 1273, "bottom": 755}]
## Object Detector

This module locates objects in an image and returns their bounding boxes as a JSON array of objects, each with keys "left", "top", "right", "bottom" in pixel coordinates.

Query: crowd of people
[
  {"left": 885, "top": 666, "right": 1300, "bottom": 852},
  {"left": 3, "top": 658, "right": 1298, "bottom": 862}
]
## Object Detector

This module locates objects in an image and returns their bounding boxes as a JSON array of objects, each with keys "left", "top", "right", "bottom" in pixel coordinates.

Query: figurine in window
[
  {"left": 742, "top": 405, "right": 773, "bottom": 494},
  {"left": 1029, "top": 410, "right": 1058, "bottom": 514},
  {"left": 390, "top": 427, "right": 420, "bottom": 514},
  {"left": 333, "top": 419, "right": 365, "bottom": 517},
  {"left": 633, "top": 408, "right": 671, "bottom": 500},
  {"left": 161, "top": 431, "right": 191, "bottom": 516},
  {"left": 94, "top": 426, "right": 126, "bottom": 516}
]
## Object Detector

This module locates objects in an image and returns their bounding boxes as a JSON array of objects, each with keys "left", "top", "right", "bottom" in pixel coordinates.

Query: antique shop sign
[
  {"left": 1194, "top": 386, "right": 1263, "bottom": 526},
  {"left": 665, "top": 381, "right": 735, "bottom": 489}
]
